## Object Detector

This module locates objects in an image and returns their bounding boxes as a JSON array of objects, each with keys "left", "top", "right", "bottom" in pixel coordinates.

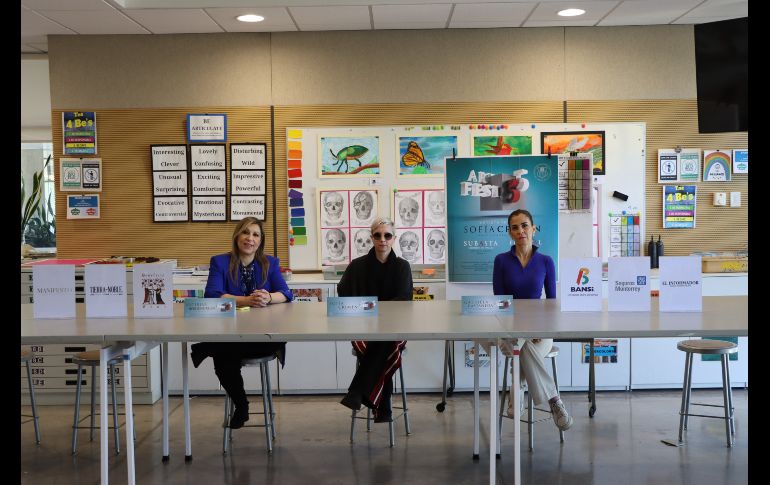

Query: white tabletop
[{"left": 21, "top": 296, "right": 747, "bottom": 344}]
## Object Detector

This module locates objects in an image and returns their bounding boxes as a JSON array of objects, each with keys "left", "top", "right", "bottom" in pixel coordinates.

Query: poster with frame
[
  {"left": 318, "top": 135, "right": 380, "bottom": 177},
  {"left": 541, "top": 131, "right": 605, "bottom": 176},
  {"left": 191, "top": 197, "right": 227, "bottom": 222},
  {"left": 230, "top": 195, "right": 265, "bottom": 221}
]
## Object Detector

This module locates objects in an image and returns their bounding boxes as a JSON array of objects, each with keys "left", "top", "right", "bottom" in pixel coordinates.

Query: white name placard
[
  {"left": 231, "top": 143, "right": 266, "bottom": 170},
  {"left": 85, "top": 264, "right": 127, "bottom": 318},
  {"left": 607, "top": 257, "right": 650, "bottom": 311},
  {"left": 192, "top": 171, "right": 226, "bottom": 195},
  {"left": 154, "top": 197, "right": 189, "bottom": 222},
  {"left": 559, "top": 258, "right": 603, "bottom": 311},
  {"left": 659, "top": 256, "right": 702, "bottom": 312},
  {"left": 230, "top": 195, "right": 265, "bottom": 221},
  {"left": 151, "top": 145, "right": 187, "bottom": 171},
  {"left": 231, "top": 171, "right": 266, "bottom": 194},
  {"left": 33, "top": 265, "right": 76, "bottom": 319},
  {"left": 153, "top": 171, "right": 188, "bottom": 196},
  {"left": 132, "top": 263, "right": 174, "bottom": 318},
  {"left": 190, "top": 144, "right": 225, "bottom": 169},
  {"left": 192, "top": 196, "right": 227, "bottom": 221}
]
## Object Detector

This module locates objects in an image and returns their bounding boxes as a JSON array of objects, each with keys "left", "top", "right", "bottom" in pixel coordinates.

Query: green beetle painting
[{"left": 330, "top": 145, "right": 369, "bottom": 173}]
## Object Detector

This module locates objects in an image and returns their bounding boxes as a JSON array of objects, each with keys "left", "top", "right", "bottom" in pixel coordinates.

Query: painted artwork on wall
[
  {"left": 397, "top": 135, "right": 457, "bottom": 177},
  {"left": 319, "top": 135, "right": 380, "bottom": 177},
  {"left": 541, "top": 131, "right": 605, "bottom": 176},
  {"left": 473, "top": 135, "right": 532, "bottom": 157}
]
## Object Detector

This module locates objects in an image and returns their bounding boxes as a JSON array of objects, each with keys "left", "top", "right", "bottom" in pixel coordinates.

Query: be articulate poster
[
  {"left": 62, "top": 111, "right": 97, "bottom": 155},
  {"left": 446, "top": 155, "right": 558, "bottom": 282}
]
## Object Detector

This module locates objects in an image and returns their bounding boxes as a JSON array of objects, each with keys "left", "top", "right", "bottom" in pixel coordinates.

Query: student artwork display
[
  {"left": 446, "top": 155, "right": 558, "bottom": 282},
  {"left": 703, "top": 150, "right": 732, "bottom": 181},
  {"left": 60, "top": 158, "right": 102, "bottom": 192},
  {"left": 318, "top": 189, "right": 378, "bottom": 265},
  {"left": 62, "top": 111, "right": 97, "bottom": 155},
  {"left": 657, "top": 149, "right": 700, "bottom": 183},
  {"left": 663, "top": 185, "right": 696, "bottom": 228},
  {"left": 391, "top": 189, "right": 446, "bottom": 265},
  {"left": 541, "top": 131, "right": 605, "bottom": 176},
  {"left": 151, "top": 144, "right": 189, "bottom": 222},
  {"left": 230, "top": 143, "right": 266, "bottom": 221},
  {"left": 557, "top": 153, "right": 592, "bottom": 210},
  {"left": 319, "top": 135, "right": 380, "bottom": 176},
  {"left": 608, "top": 213, "right": 641, "bottom": 257},
  {"left": 397, "top": 135, "right": 457, "bottom": 177},
  {"left": 472, "top": 135, "right": 532, "bottom": 156}
]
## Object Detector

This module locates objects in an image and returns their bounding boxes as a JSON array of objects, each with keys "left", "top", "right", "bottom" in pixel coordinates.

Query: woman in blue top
[
  {"left": 190, "top": 217, "right": 293, "bottom": 429},
  {"left": 493, "top": 209, "right": 572, "bottom": 431}
]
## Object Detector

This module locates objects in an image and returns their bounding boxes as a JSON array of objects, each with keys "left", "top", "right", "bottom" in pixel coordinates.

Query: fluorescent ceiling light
[
  {"left": 237, "top": 14, "right": 265, "bottom": 23},
  {"left": 557, "top": 8, "right": 586, "bottom": 17}
]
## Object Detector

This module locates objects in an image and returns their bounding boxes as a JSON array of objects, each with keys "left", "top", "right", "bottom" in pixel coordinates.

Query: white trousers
[{"left": 500, "top": 338, "right": 557, "bottom": 406}]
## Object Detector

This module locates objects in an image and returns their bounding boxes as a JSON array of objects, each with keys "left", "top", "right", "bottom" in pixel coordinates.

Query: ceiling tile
[
  {"left": 527, "top": 1, "right": 618, "bottom": 25},
  {"left": 122, "top": 8, "right": 223, "bottom": 33},
  {"left": 38, "top": 9, "right": 151, "bottom": 34},
  {"left": 289, "top": 6, "right": 371, "bottom": 31},
  {"left": 22, "top": 43, "right": 45, "bottom": 53},
  {"left": 675, "top": 0, "right": 748, "bottom": 23},
  {"left": 21, "top": 8, "right": 77, "bottom": 37},
  {"left": 373, "top": 4, "right": 452, "bottom": 30},
  {"left": 599, "top": 0, "right": 702, "bottom": 26},
  {"left": 206, "top": 7, "right": 297, "bottom": 32},
  {"left": 22, "top": 0, "right": 114, "bottom": 10},
  {"left": 26, "top": 42, "right": 50, "bottom": 53},
  {"left": 449, "top": 3, "right": 535, "bottom": 28}
]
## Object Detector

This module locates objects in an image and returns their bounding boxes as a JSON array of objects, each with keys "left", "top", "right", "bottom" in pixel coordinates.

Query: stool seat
[
  {"left": 545, "top": 346, "right": 559, "bottom": 359},
  {"left": 72, "top": 350, "right": 122, "bottom": 365},
  {"left": 240, "top": 355, "right": 276, "bottom": 366},
  {"left": 677, "top": 339, "right": 737, "bottom": 355}
]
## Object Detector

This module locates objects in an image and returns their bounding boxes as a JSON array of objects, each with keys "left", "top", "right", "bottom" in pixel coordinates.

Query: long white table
[{"left": 21, "top": 296, "right": 748, "bottom": 485}]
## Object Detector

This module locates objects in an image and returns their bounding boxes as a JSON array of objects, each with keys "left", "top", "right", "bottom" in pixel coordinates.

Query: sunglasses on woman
[{"left": 371, "top": 232, "right": 394, "bottom": 241}]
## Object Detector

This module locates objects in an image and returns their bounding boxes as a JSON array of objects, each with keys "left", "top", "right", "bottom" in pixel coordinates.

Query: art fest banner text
[{"left": 446, "top": 155, "right": 558, "bottom": 282}]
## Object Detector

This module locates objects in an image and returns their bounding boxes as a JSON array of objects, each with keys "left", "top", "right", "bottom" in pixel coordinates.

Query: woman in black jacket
[{"left": 338, "top": 216, "right": 413, "bottom": 422}]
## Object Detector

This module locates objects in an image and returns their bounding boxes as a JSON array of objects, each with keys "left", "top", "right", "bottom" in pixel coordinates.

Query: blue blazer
[{"left": 204, "top": 253, "right": 293, "bottom": 301}]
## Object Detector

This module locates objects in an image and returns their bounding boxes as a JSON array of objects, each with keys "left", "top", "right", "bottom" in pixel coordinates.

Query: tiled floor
[{"left": 21, "top": 389, "right": 748, "bottom": 484}]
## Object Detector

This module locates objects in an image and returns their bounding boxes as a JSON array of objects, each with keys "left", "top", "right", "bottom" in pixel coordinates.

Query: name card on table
[
  {"left": 659, "top": 256, "right": 702, "bottom": 312},
  {"left": 607, "top": 257, "right": 651, "bottom": 312},
  {"left": 559, "top": 258, "right": 603, "bottom": 311},
  {"left": 327, "top": 297, "right": 378, "bottom": 316},
  {"left": 85, "top": 264, "right": 127, "bottom": 318},
  {"left": 461, "top": 295, "right": 513, "bottom": 315},
  {"left": 132, "top": 263, "right": 174, "bottom": 318},
  {"left": 33, "top": 265, "right": 76, "bottom": 319},
  {"left": 184, "top": 298, "right": 236, "bottom": 317}
]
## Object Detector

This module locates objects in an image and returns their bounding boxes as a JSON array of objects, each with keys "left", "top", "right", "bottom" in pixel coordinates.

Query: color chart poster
[{"left": 446, "top": 155, "right": 558, "bottom": 282}]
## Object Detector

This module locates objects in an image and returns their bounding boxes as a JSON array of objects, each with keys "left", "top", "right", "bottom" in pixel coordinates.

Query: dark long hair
[
  {"left": 228, "top": 217, "right": 269, "bottom": 289},
  {"left": 507, "top": 209, "right": 534, "bottom": 227}
]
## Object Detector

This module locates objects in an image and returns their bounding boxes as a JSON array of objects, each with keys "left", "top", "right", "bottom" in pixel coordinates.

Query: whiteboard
[{"left": 287, "top": 123, "right": 645, "bottom": 270}]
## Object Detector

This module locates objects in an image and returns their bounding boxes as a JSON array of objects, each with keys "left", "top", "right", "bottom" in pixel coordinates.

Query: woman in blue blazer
[{"left": 191, "top": 217, "right": 293, "bottom": 429}]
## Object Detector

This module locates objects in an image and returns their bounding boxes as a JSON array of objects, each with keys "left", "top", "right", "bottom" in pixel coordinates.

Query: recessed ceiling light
[
  {"left": 237, "top": 14, "right": 265, "bottom": 23},
  {"left": 557, "top": 8, "right": 586, "bottom": 17}
]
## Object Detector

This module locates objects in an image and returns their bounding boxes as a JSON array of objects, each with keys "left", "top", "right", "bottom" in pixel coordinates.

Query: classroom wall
[{"left": 44, "top": 26, "right": 746, "bottom": 266}]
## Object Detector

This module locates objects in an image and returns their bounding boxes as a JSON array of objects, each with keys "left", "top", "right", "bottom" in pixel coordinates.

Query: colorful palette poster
[
  {"left": 446, "top": 155, "right": 558, "bottom": 282},
  {"left": 62, "top": 111, "right": 97, "bottom": 155},
  {"left": 663, "top": 185, "right": 696, "bottom": 229}
]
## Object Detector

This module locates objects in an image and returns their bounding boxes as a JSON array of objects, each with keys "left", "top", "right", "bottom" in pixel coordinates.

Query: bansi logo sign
[{"left": 571, "top": 267, "right": 595, "bottom": 292}]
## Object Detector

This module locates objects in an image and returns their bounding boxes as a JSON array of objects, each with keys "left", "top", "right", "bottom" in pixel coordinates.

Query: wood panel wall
[{"left": 52, "top": 100, "right": 747, "bottom": 267}]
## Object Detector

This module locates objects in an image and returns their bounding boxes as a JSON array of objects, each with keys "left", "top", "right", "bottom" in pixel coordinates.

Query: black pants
[
  {"left": 191, "top": 342, "right": 285, "bottom": 407},
  {"left": 349, "top": 341, "right": 404, "bottom": 417}
]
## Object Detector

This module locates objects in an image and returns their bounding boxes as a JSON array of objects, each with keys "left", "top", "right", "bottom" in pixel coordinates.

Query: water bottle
[{"left": 647, "top": 235, "right": 658, "bottom": 269}]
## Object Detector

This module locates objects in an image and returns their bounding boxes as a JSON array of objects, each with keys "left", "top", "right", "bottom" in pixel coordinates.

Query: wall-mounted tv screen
[{"left": 694, "top": 17, "right": 748, "bottom": 133}]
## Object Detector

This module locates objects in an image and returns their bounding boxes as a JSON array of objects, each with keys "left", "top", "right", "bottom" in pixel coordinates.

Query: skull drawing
[
  {"left": 352, "top": 192, "right": 374, "bottom": 221},
  {"left": 398, "top": 196, "right": 419, "bottom": 227},
  {"left": 426, "top": 229, "right": 446, "bottom": 261},
  {"left": 323, "top": 192, "right": 344, "bottom": 224},
  {"left": 325, "top": 228, "right": 346, "bottom": 260},
  {"left": 353, "top": 229, "right": 373, "bottom": 256},
  {"left": 427, "top": 191, "right": 445, "bottom": 218},
  {"left": 398, "top": 230, "right": 420, "bottom": 262}
]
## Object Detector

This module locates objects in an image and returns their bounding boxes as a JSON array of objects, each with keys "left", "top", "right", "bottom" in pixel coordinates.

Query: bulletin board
[{"left": 286, "top": 122, "right": 646, "bottom": 270}]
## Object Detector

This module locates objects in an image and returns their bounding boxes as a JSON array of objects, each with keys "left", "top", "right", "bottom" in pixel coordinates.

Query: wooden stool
[
  {"left": 222, "top": 355, "right": 277, "bottom": 454},
  {"left": 21, "top": 350, "right": 41, "bottom": 444},
  {"left": 499, "top": 346, "right": 564, "bottom": 451},
  {"left": 350, "top": 348, "right": 411, "bottom": 447},
  {"left": 677, "top": 339, "right": 737, "bottom": 447}
]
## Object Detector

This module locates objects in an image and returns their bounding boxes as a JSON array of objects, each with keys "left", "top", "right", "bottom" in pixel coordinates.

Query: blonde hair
[
  {"left": 370, "top": 217, "right": 395, "bottom": 234},
  {"left": 228, "top": 217, "right": 269, "bottom": 288}
]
